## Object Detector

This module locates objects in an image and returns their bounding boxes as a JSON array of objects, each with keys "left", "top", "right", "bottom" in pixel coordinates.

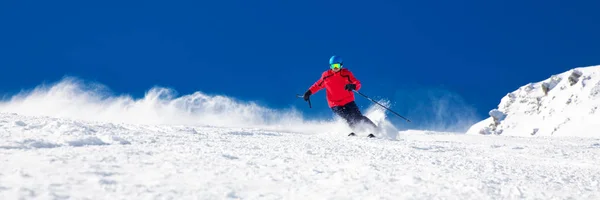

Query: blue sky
[{"left": 1, "top": 0, "right": 600, "bottom": 130}]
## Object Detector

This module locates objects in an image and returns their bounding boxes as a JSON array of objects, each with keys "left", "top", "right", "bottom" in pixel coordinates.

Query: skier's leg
[
  {"left": 348, "top": 103, "right": 378, "bottom": 138},
  {"left": 332, "top": 105, "right": 353, "bottom": 125},
  {"left": 332, "top": 105, "right": 357, "bottom": 136},
  {"left": 345, "top": 101, "right": 378, "bottom": 130},
  {"left": 344, "top": 102, "right": 362, "bottom": 128}
]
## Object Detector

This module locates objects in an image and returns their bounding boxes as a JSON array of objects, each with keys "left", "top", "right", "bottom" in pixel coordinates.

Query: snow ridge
[
  {"left": 467, "top": 65, "right": 600, "bottom": 137},
  {"left": 0, "top": 77, "right": 400, "bottom": 138},
  {"left": 0, "top": 113, "right": 132, "bottom": 150}
]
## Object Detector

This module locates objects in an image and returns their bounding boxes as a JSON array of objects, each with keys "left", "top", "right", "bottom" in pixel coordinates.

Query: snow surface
[
  {"left": 1, "top": 77, "right": 600, "bottom": 199},
  {"left": 467, "top": 65, "right": 600, "bottom": 137},
  {"left": 2, "top": 113, "right": 600, "bottom": 199}
]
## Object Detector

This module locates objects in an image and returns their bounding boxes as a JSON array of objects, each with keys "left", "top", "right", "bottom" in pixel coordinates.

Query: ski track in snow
[{"left": 1, "top": 113, "right": 600, "bottom": 199}]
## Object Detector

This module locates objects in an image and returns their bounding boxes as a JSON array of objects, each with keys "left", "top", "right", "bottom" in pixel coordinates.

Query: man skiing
[{"left": 302, "top": 55, "right": 378, "bottom": 137}]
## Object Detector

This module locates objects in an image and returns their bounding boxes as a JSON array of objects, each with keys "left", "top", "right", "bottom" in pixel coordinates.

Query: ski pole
[
  {"left": 353, "top": 90, "right": 411, "bottom": 122},
  {"left": 296, "top": 94, "right": 312, "bottom": 108}
]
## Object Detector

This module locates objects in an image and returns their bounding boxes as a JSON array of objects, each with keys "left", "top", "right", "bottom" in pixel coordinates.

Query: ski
[{"left": 348, "top": 132, "right": 376, "bottom": 138}]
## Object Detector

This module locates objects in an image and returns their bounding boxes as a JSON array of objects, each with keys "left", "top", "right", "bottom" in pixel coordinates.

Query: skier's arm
[
  {"left": 308, "top": 73, "right": 326, "bottom": 94},
  {"left": 347, "top": 71, "right": 362, "bottom": 91}
]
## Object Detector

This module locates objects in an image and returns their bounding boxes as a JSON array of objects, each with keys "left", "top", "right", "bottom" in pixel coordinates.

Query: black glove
[
  {"left": 345, "top": 83, "right": 356, "bottom": 91},
  {"left": 303, "top": 90, "right": 312, "bottom": 101}
]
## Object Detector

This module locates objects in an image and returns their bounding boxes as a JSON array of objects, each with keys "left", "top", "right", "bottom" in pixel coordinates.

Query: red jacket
[{"left": 308, "top": 68, "right": 362, "bottom": 108}]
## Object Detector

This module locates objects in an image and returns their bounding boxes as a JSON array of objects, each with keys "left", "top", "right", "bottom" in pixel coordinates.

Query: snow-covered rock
[{"left": 467, "top": 65, "right": 600, "bottom": 137}]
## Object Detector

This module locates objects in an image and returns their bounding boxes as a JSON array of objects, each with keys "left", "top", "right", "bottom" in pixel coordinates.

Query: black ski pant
[{"left": 331, "top": 101, "right": 377, "bottom": 131}]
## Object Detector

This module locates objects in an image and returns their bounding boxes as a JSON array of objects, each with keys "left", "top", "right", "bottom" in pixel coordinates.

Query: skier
[{"left": 302, "top": 55, "right": 378, "bottom": 137}]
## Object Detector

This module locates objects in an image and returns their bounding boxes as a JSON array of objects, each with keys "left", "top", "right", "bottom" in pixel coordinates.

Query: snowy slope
[
  {"left": 2, "top": 113, "right": 600, "bottom": 199},
  {"left": 467, "top": 65, "right": 600, "bottom": 137},
  {"left": 2, "top": 77, "right": 600, "bottom": 199}
]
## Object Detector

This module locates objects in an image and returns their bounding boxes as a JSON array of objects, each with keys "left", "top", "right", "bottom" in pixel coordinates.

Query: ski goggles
[{"left": 330, "top": 63, "right": 341, "bottom": 70}]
